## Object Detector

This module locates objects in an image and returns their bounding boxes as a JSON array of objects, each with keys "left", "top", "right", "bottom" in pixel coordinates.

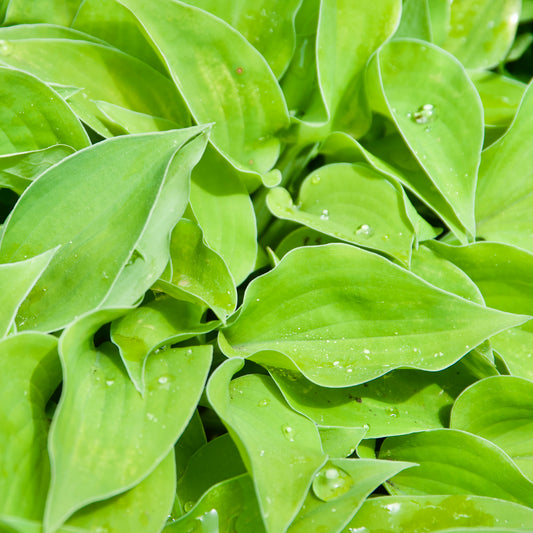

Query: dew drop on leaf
[
  {"left": 281, "top": 424, "right": 296, "bottom": 441},
  {"left": 0, "top": 40, "right": 12, "bottom": 55},
  {"left": 320, "top": 209, "right": 329, "bottom": 220},
  {"left": 184, "top": 501, "right": 195, "bottom": 512},
  {"left": 386, "top": 407, "right": 399, "bottom": 418},
  {"left": 355, "top": 224, "right": 374, "bottom": 237},
  {"left": 411, "top": 104, "right": 437, "bottom": 125},
  {"left": 258, "top": 399, "right": 270, "bottom": 407},
  {"left": 311, "top": 175, "right": 321, "bottom": 185},
  {"left": 312, "top": 465, "right": 354, "bottom": 501}
]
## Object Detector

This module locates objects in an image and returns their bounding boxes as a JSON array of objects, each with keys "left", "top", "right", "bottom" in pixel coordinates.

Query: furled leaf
[
  {"left": 111, "top": 295, "right": 218, "bottom": 394},
  {"left": 0, "top": 333, "right": 60, "bottom": 520},
  {"left": 156, "top": 219, "right": 237, "bottom": 322},
  {"left": 379, "top": 429, "right": 533, "bottom": 507},
  {"left": 0, "top": 66, "right": 89, "bottom": 155},
  {"left": 44, "top": 309, "right": 212, "bottom": 532},
  {"left": 441, "top": 0, "right": 521, "bottom": 69},
  {"left": 476, "top": 80, "right": 533, "bottom": 253},
  {"left": 219, "top": 244, "right": 528, "bottom": 387},
  {"left": 189, "top": 146, "right": 257, "bottom": 284},
  {"left": 176, "top": 434, "right": 246, "bottom": 513},
  {"left": 266, "top": 163, "right": 417, "bottom": 265},
  {"left": 0, "top": 126, "right": 208, "bottom": 333},
  {"left": 0, "top": 249, "right": 57, "bottom": 338},
  {"left": 345, "top": 495, "right": 533, "bottom": 532},
  {"left": 426, "top": 241, "right": 533, "bottom": 379},
  {"left": 181, "top": 0, "right": 301, "bottom": 78},
  {"left": 271, "top": 356, "right": 486, "bottom": 438},
  {"left": 365, "top": 39, "right": 484, "bottom": 240},
  {"left": 287, "top": 458, "right": 413, "bottom": 533},
  {"left": 118, "top": 0, "right": 290, "bottom": 178},
  {"left": 206, "top": 358, "right": 326, "bottom": 533},
  {"left": 165, "top": 474, "right": 265, "bottom": 532},
  {"left": 66, "top": 451, "right": 175, "bottom": 533},
  {"left": 0, "top": 145, "right": 76, "bottom": 195},
  {"left": 451, "top": 376, "right": 533, "bottom": 480},
  {"left": 0, "top": 27, "right": 191, "bottom": 136}
]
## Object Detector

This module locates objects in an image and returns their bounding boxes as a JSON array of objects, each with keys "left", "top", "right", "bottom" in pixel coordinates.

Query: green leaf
[
  {"left": 219, "top": 244, "right": 527, "bottom": 387},
  {"left": 379, "top": 429, "right": 533, "bottom": 507},
  {"left": 451, "top": 376, "right": 533, "bottom": 481},
  {"left": 426, "top": 241, "right": 533, "bottom": 379},
  {"left": 287, "top": 458, "right": 413, "bottom": 533},
  {"left": 111, "top": 296, "right": 218, "bottom": 394},
  {"left": 0, "top": 28, "right": 191, "bottom": 136},
  {"left": 394, "top": 0, "right": 432, "bottom": 41},
  {"left": 0, "top": 249, "right": 57, "bottom": 338},
  {"left": 155, "top": 219, "right": 237, "bottom": 323},
  {"left": 3, "top": 0, "right": 82, "bottom": 26},
  {"left": 189, "top": 146, "right": 257, "bottom": 284},
  {"left": 117, "top": 0, "right": 290, "bottom": 178},
  {"left": 345, "top": 494, "right": 533, "bottom": 532},
  {"left": 441, "top": 0, "right": 521, "bottom": 70},
  {"left": 206, "top": 358, "right": 326, "bottom": 533},
  {"left": 365, "top": 39, "right": 484, "bottom": 240},
  {"left": 174, "top": 410, "right": 206, "bottom": 481},
  {"left": 0, "top": 126, "right": 208, "bottom": 333},
  {"left": 266, "top": 163, "right": 417, "bottom": 265},
  {"left": 318, "top": 427, "right": 366, "bottom": 458},
  {"left": 44, "top": 309, "right": 212, "bottom": 532},
  {"left": 65, "top": 451, "right": 175, "bottom": 533},
  {"left": 165, "top": 474, "right": 265, "bottom": 533},
  {"left": 180, "top": 0, "right": 302, "bottom": 78},
  {"left": 0, "top": 333, "right": 60, "bottom": 520},
  {"left": 0, "top": 66, "right": 89, "bottom": 155},
  {"left": 270, "top": 356, "right": 486, "bottom": 438},
  {"left": 476, "top": 80, "right": 533, "bottom": 253},
  {"left": 0, "top": 145, "right": 76, "bottom": 195},
  {"left": 176, "top": 434, "right": 246, "bottom": 513}
]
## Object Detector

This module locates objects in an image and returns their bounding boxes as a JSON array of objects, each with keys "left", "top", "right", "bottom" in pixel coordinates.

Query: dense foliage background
[{"left": 0, "top": 0, "right": 532, "bottom": 532}]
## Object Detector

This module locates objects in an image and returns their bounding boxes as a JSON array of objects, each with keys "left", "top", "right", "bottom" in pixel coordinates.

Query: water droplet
[
  {"left": 320, "top": 209, "right": 329, "bottom": 220},
  {"left": 281, "top": 424, "right": 296, "bottom": 442},
  {"left": 0, "top": 40, "right": 13, "bottom": 55},
  {"left": 411, "top": 104, "right": 437, "bottom": 125},
  {"left": 259, "top": 449, "right": 265, "bottom": 457},
  {"left": 146, "top": 412, "right": 158, "bottom": 422},
  {"left": 355, "top": 224, "right": 374, "bottom": 237},
  {"left": 386, "top": 407, "right": 399, "bottom": 418},
  {"left": 312, "top": 465, "right": 354, "bottom": 501},
  {"left": 258, "top": 399, "right": 270, "bottom": 407},
  {"left": 106, "top": 379, "right": 114, "bottom": 386},
  {"left": 363, "top": 348, "right": 370, "bottom": 354},
  {"left": 178, "top": 277, "right": 191, "bottom": 287},
  {"left": 158, "top": 376, "right": 168, "bottom": 384},
  {"left": 184, "top": 501, "right": 195, "bottom": 512},
  {"left": 311, "top": 175, "right": 321, "bottom": 185},
  {"left": 197, "top": 509, "right": 219, "bottom": 529},
  {"left": 332, "top": 360, "right": 340, "bottom": 366}
]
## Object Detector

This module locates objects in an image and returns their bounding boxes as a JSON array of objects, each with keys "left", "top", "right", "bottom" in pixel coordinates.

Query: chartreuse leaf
[
  {"left": 44, "top": 309, "right": 212, "bottom": 532},
  {"left": 189, "top": 146, "right": 257, "bottom": 284},
  {"left": 111, "top": 296, "right": 218, "bottom": 394},
  {"left": 165, "top": 474, "right": 265, "bottom": 532},
  {"left": 427, "top": 0, "right": 451, "bottom": 45},
  {"left": 0, "top": 333, "right": 60, "bottom": 520},
  {"left": 176, "top": 434, "right": 246, "bottom": 513},
  {"left": 117, "top": 0, "right": 290, "bottom": 179},
  {"left": 476, "top": 81, "right": 533, "bottom": 253},
  {"left": 3, "top": 0, "right": 82, "bottom": 25},
  {"left": 155, "top": 219, "right": 236, "bottom": 323},
  {"left": 394, "top": 0, "right": 432, "bottom": 41},
  {"left": 0, "top": 516, "right": 85, "bottom": 533},
  {"left": 441, "top": 0, "right": 521, "bottom": 70},
  {"left": 0, "top": 27, "right": 191, "bottom": 136},
  {"left": 426, "top": 241, "right": 533, "bottom": 379},
  {"left": 174, "top": 411, "right": 206, "bottom": 481},
  {"left": 451, "top": 376, "right": 533, "bottom": 481},
  {"left": 0, "top": 249, "right": 56, "bottom": 338},
  {"left": 66, "top": 451, "right": 175, "bottom": 533},
  {"left": 219, "top": 244, "right": 528, "bottom": 388},
  {"left": 271, "top": 356, "right": 485, "bottom": 439},
  {"left": 318, "top": 427, "right": 366, "bottom": 458},
  {"left": 379, "top": 429, "right": 533, "bottom": 507},
  {"left": 266, "top": 163, "right": 417, "bottom": 265},
  {"left": 0, "top": 127, "right": 208, "bottom": 333},
  {"left": 287, "top": 458, "right": 413, "bottom": 533},
  {"left": 365, "top": 39, "right": 483, "bottom": 241},
  {"left": 314, "top": 0, "right": 401, "bottom": 138},
  {"left": 345, "top": 495, "right": 533, "bottom": 532},
  {"left": 0, "top": 66, "right": 89, "bottom": 155},
  {"left": 71, "top": 0, "right": 167, "bottom": 73},
  {"left": 0, "top": 145, "right": 76, "bottom": 195},
  {"left": 206, "top": 358, "right": 326, "bottom": 533},
  {"left": 181, "top": 0, "right": 301, "bottom": 78}
]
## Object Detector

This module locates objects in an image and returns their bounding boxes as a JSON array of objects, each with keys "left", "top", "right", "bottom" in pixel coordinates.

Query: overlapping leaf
[{"left": 219, "top": 244, "right": 527, "bottom": 387}]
